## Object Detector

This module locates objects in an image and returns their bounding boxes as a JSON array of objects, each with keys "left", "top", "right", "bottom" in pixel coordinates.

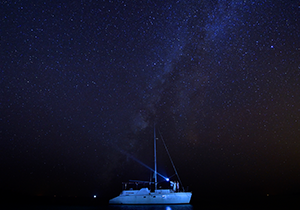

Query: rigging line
[{"left": 158, "top": 128, "right": 185, "bottom": 192}]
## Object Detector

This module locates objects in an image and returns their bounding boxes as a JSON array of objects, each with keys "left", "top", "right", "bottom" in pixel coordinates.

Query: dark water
[
  {"left": 4, "top": 204, "right": 193, "bottom": 210},
  {"left": 4, "top": 202, "right": 300, "bottom": 210},
  {"left": 3, "top": 195, "right": 299, "bottom": 210},
  {"left": 107, "top": 205, "right": 193, "bottom": 210},
  {"left": 3, "top": 202, "right": 298, "bottom": 210}
]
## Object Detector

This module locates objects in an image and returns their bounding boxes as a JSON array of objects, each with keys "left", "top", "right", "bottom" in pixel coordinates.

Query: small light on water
[
  {"left": 166, "top": 206, "right": 172, "bottom": 210},
  {"left": 94, "top": 195, "right": 97, "bottom": 198},
  {"left": 165, "top": 178, "right": 169, "bottom": 181}
]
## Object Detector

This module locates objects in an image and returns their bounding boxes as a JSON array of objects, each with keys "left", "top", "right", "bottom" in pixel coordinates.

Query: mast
[{"left": 154, "top": 124, "right": 157, "bottom": 190}]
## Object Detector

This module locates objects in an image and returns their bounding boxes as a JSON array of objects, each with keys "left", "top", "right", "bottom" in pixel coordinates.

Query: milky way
[{"left": 1, "top": 0, "right": 300, "bottom": 197}]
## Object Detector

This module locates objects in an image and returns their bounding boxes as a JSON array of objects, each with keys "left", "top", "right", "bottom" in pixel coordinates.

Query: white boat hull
[{"left": 109, "top": 190, "right": 192, "bottom": 204}]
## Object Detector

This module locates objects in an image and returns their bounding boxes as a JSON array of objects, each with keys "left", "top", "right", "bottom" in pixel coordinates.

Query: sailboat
[{"left": 109, "top": 126, "right": 192, "bottom": 204}]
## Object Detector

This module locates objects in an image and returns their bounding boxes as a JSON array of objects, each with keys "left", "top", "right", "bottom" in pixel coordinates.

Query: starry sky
[{"left": 1, "top": 0, "right": 300, "bottom": 199}]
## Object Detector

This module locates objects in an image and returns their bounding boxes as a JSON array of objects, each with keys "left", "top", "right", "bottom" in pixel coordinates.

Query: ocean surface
[
  {"left": 3, "top": 202, "right": 299, "bottom": 210},
  {"left": 3, "top": 194, "right": 299, "bottom": 210},
  {"left": 4, "top": 204, "right": 193, "bottom": 210}
]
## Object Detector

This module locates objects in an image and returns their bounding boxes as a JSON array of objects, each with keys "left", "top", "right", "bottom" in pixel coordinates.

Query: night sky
[{"left": 1, "top": 0, "right": 300, "bottom": 199}]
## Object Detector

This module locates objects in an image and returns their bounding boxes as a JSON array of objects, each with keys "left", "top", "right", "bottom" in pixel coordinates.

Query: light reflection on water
[{"left": 108, "top": 204, "right": 193, "bottom": 210}]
